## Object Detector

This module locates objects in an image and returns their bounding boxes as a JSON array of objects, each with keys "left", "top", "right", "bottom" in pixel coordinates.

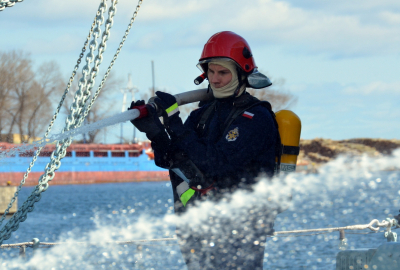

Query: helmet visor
[
  {"left": 246, "top": 69, "right": 272, "bottom": 89},
  {"left": 196, "top": 57, "right": 238, "bottom": 73}
]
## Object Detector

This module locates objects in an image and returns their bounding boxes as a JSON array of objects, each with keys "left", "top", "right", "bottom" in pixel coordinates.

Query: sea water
[{"left": 0, "top": 152, "right": 399, "bottom": 269}]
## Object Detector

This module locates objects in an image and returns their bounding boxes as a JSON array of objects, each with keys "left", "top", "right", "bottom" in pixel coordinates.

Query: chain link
[
  {"left": 0, "top": 0, "right": 111, "bottom": 244},
  {"left": 76, "top": 1, "right": 118, "bottom": 126},
  {"left": 38, "top": 0, "right": 109, "bottom": 192},
  {"left": 81, "top": 0, "right": 143, "bottom": 123},
  {"left": 0, "top": 0, "right": 145, "bottom": 245},
  {"left": 0, "top": 0, "right": 23, "bottom": 12},
  {"left": 0, "top": 8, "right": 100, "bottom": 228}
]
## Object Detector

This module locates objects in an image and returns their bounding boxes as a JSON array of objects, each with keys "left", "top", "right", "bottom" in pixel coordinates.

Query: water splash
[
  {"left": 0, "top": 109, "right": 139, "bottom": 160},
  {"left": 0, "top": 150, "right": 399, "bottom": 269}
]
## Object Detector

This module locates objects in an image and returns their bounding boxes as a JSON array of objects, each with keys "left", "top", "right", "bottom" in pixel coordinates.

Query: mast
[{"left": 151, "top": 60, "right": 155, "bottom": 97}]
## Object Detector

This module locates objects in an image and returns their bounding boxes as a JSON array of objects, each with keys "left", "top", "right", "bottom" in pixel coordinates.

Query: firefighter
[{"left": 130, "top": 31, "right": 279, "bottom": 270}]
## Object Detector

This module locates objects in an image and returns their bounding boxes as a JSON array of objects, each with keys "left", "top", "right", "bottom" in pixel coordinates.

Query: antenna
[{"left": 120, "top": 74, "right": 139, "bottom": 144}]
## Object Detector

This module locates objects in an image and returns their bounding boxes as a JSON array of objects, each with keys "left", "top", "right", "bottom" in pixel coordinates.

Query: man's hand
[
  {"left": 394, "top": 211, "right": 400, "bottom": 226},
  {"left": 129, "top": 100, "right": 164, "bottom": 141},
  {"left": 154, "top": 91, "right": 186, "bottom": 138},
  {"left": 154, "top": 91, "right": 179, "bottom": 118}
]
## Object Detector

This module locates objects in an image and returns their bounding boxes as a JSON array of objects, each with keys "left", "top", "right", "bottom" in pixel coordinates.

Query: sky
[{"left": 1, "top": 0, "right": 399, "bottom": 142}]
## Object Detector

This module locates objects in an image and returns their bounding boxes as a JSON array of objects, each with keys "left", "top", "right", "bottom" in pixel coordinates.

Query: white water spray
[{"left": 1, "top": 151, "right": 399, "bottom": 269}]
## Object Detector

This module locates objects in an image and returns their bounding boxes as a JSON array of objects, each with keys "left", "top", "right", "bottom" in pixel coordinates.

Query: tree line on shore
[{"left": 0, "top": 51, "right": 119, "bottom": 144}]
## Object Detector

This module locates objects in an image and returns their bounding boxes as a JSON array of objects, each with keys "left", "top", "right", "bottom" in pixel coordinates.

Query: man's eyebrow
[{"left": 218, "top": 69, "right": 230, "bottom": 73}]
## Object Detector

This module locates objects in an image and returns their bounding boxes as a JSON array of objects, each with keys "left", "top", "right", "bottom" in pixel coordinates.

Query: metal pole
[
  {"left": 120, "top": 123, "right": 123, "bottom": 144},
  {"left": 19, "top": 245, "right": 26, "bottom": 258},
  {"left": 151, "top": 60, "right": 155, "bottom": 97},
  {"left": 121, "top": 86, "right": 128, "bottom": 145},
  {"left": 121, "top": 74, "right": 139, "bottom": 144},
  {"left": 83, "top": 119, "right": 87, "bottom": 144}
]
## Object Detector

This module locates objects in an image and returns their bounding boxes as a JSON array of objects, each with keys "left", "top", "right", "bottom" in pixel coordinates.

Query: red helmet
[{"left": 198, "top": 31, "right": 257, "bottom": 74}]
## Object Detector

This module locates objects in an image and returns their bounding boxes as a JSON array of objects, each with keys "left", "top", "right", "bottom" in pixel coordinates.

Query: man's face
[{"left": 207, "top": 64, "right": 232, "bottom": 89}]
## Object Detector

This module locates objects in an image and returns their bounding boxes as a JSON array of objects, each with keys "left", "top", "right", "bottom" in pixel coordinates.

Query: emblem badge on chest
[{"left": 226, "top": 127, "right": 239, "bottom": 142}]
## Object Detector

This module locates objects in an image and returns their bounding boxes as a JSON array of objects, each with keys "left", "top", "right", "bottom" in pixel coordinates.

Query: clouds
[
  {"left": 164, "top": 0, "right": 400, "bottom": 57},
  {"left": 283, "top": 0, "right": 400, "bottom": 12},
  {"left": 21, "top": 34, "right": 82, "bottom": 54},
  {"left": 292, "top": 81, "right": 400, "bottom": 139},
  {"left": 343, "top": 81, "right": 400, "bottom": 95},
  {"left": 379, "top": 11, "right": 400, "bottom": 24},
  {"left": 124, "top": 0, "right": 400, "bottom": 57},
  {"left": 1, "top": 0, "right": 399, "bottom": 140},
  {"left": 138, "top": 0, "right": 211, "bottom": 22},
  {"left": 3, "top": 0, "right": 400, "bottom": 57},
  {"left": 209, "top": 0, "right": 400, "bottom": 57}
]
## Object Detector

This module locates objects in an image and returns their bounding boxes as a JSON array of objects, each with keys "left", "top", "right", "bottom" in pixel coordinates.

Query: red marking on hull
[{"left": 0, "top": 171, "right": 170, "bottom": 186}]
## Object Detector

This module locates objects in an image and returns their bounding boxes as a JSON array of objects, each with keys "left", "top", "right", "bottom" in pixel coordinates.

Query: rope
[
  {"left": 1, "top": 219, "right": 396, "bottom": 249},
  {"left": 0, "top": 0, "right": 23, "bottom": 12}
]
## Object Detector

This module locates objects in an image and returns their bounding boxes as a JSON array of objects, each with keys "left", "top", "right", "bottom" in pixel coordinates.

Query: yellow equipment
[{"left": 275, "top": 110, "right": 302, "bottom": 173}]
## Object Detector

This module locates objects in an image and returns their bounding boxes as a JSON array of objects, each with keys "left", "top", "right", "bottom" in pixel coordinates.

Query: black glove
[
  {"left": 129, "top": 100, "right": 165, "bottom": 141},
  {"left": 154, "top": 91, "right": 186, "bottom": 138},
  {"left": 395, "top": 211, "right": 400, "bottom": 226}
]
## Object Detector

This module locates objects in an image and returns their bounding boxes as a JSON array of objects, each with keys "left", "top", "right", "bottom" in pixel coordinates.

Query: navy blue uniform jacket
[{"left": 153, "top": 94, "right": 278, "bottom": 209}]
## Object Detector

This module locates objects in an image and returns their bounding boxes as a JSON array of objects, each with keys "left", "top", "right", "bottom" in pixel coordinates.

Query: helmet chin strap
[
  {"left": 233, "top": 67, "right": 246, "bottom": 97},
  {"left": 207, "top": 84, "right": 212, "bottom": 94}
]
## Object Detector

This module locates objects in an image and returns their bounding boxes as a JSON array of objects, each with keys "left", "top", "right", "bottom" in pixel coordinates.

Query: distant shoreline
[
  {"left": 1, "top": 171, "right": 170, "bottom": 187},
  {"left": 297, "top": 138, "right": 400, "bottom": 169}
]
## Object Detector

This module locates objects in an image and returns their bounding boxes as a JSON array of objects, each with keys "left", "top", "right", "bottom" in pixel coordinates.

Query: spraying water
[
  {"left": 0, "top": 109, "right": 140, "bottom": 160},
  {"left": 0, "top": 151, "right": 399, "bottom": 269},
  {"left": 0, "top": 88, "right": 213, "bottom": 160}
]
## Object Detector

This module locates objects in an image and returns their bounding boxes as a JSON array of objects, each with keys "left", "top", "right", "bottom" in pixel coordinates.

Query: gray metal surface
[
  {"left": 336, "top": 248, "right": 377, "bottom": 270},
  {"left": 369, "top": 243, "right": 400, "bottom": 270},
  {"left": 336, "top": 243, "right": 400, "bottom": 270}
]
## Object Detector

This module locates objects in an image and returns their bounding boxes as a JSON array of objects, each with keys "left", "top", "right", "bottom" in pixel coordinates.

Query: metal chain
[
  {"left": 37, "top": 0, "right": 119, "bottom": 186},
  {"left": 0, "top": 0, "right": 145, "bottom": 245},
  {"left": 38, "top": 0, "right": 109, "bottom": 191},
  {"left": 0, "top": 0, "right": 23, "bottom": 12},
  {"left": 0, "top": 9, "right": 99, "bottom": 230},
  {"left": 80, "top": 0, "right": 143, "bottom": 123},
  {"left": 0, "top": 1, "right": 111, "bottom": 245},
  {"left": 75, "top": 0, "right": 119, "bottom": 126}
]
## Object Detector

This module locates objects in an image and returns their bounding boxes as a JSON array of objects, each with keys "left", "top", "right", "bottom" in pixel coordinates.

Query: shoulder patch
[
  {"left": 242, "top": 111, "right": 254, "bottom": 119},
  {"left": 226, "top": 127, "right": 239, "bottom": 142}
]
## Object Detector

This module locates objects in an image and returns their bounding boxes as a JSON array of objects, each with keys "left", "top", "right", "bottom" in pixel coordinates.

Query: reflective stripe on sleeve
[
  {"left": 166, "top": 103, "right": 179, "bottom": 117},
  {"left": 176, "top": 181, "right": 190, "bottom": 198},
  {"left": 180, "top": 188, "right": 195, "bottom": 207}
]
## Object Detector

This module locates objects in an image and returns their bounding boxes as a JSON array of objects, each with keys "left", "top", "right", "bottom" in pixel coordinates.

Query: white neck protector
[{"left": 208, "top": 60, "right": 246, "bottom": 99}]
